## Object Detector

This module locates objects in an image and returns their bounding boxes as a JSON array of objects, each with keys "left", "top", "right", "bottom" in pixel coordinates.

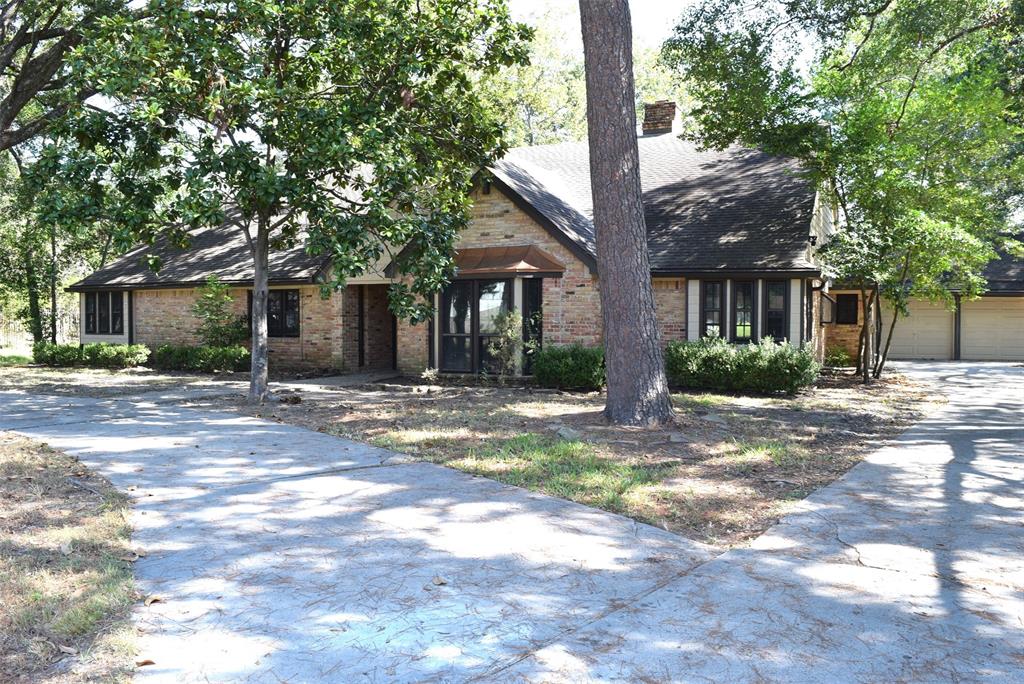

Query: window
[
  {"left": 84, "top": 292, "right": 124, "bottom": 335},
  {"left": 835, "top": 294, "right": 859, "bottom": 325},
  {"left": 732, "top": 281, "right": 755, "bottom": 342},
  {"left": 522, "top": 278, "right": 543, "bottom": 374},
  {"left": 441, "top": 281, "right": 473, "bottom": 372},
  {"left": 249, "top": 290, "right": 301, "bottom": 337},
  {"left": 439, "top": 279, "right": 517, "bottom": 373},
  {"left": 701, "top": 281, "right": 724, "bottom": 337},
  {"left": 763, "top": 281, "right": 788, "bottom": 340}
]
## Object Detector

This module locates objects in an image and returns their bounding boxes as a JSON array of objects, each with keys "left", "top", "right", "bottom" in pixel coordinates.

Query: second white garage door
[
  {"left": 961, "top": 297, "right": 1024, "bottom": 361},
  {"left": 883, "top": 299, "right": 954, "bottom": 360}
]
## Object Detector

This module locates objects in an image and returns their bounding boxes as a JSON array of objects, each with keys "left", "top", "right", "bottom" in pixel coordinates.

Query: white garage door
[
  {"left": 961, "top": 297, "right": 1024, "bottom": 361},
  {"left": 883, "top": 299, "right": 954, "bottom": 360}
]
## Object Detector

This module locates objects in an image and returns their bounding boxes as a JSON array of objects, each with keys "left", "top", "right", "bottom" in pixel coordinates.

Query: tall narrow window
[
  {"left": 732, "top": 281, "right": 755, "bottom": 342},
  {"left": 522, "top": 278, "right": 543, "bottom": 374},
  {"left": 85, "top": 293, "right": 97, "bottom": 334},
  {"left": 701, "top": 281, "right": 723, "bottom": 337},
  {"left": 110, "top": 291, "right": 124, "bottom": 334},
  {"left": 441, "top": 281, "right": 473, "bottom": 372},
  {"left": 98, "top": 292, "right": 111, "bottom": 334},
  {"left": 763, "top": 281, "right": 788, "bottom": 341},
  {"left": 476, "top": 280, "right": 511, "bottom": 373}
]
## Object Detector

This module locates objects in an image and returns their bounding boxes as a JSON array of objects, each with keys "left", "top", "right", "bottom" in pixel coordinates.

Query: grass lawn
[
  {"left": 211, "top": 369, "right": 938, "bottom": 547},
  {"left": 0, "top": 352, "right": 31, "bottom": 366},
  {"left": 0, "top": 433, "right": 136, "bottom": 683}
]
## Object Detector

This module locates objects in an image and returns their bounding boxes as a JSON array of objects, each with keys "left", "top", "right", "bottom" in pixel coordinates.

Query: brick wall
[
  {"left": 393, "top": 186, "right": 690, "bottom": 374},
  {"left": 133, "top": 284, "right": 347, "bottom": 369},
  {"left": 822, "top": 289, "right": 862, "bottom": 359}
]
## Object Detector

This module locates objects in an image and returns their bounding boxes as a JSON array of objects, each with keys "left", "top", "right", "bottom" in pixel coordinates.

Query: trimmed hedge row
[
  {"left": 532, "top": 344, "right": 605, "bottom": 391},
  {"left": 32, "top": 342, "right": 151, "bottom": 369},
  {"left": 664, "top": 337, "right": 819, "bottom": 395},
  {"left": 151, "top": 344, "right": 250, "bottom": 373}
]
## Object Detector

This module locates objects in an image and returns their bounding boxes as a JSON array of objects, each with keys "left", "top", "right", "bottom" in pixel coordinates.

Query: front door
[{"left": 440, "top": 279, "right": 512, "bottom": 373}]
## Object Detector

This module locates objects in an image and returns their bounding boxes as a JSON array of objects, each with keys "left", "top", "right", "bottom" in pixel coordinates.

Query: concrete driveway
[{"left": 1, "top": 361, "right": 1021, "bottom": 682}]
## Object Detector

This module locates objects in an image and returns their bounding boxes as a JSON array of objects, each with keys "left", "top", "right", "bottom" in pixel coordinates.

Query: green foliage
[
  {"left": 484, "top": 309, "right": 524, "bottom": 379},
  {"left": 663, "top": 0, "right": 1024, "bottom": 375},
  {"left": 192, "top": 277, "right": 248, "bottom": 347},
  {"left": 532, "top": 344, "right": 606, "bottom": 391},
  {"left": 80, "top": 343, "right": 151, "bottom": 369},
  {"left": 824, "top": 345, "right": 854, "bottom": 368},
  {"left": 32, "top": 342, "right": 150, "bottom": 368},
  {"left": 664, "top": 337, "right": 819, "bottom": 395},
  {"left": 151, "top": 345, "right": 250, "bottom": 373}
]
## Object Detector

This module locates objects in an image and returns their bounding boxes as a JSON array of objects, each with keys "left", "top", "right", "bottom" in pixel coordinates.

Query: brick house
[{"left": 67, "top": 101, "right": 1024, "bottom": 371}]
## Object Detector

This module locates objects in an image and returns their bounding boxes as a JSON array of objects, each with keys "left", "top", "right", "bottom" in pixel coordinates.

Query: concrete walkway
[{"left": 1, "top": 362, "right": 1021, "bottom": 682}]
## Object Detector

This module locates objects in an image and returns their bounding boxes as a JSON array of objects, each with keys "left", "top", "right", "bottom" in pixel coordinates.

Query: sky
[{"left": 508, "top": 0, "right": 692, "bottom": 52}]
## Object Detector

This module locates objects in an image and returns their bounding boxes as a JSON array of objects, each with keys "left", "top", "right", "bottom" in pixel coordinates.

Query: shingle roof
[
  {"left": 490, "top": 133, "right": 819, "bottom": 274},
  {"left": 982, "top": 246, "right": 1024, "bottom": 293},
  {"left": 68, "top": 222, "right": 328, "bottom": 292}
]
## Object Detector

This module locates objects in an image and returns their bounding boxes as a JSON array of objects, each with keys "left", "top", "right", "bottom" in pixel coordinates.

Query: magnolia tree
[
  {"left": 664, "top": 0, "right": 1024, "bottom": 381},
  {"left": 55, "top": 0, "right": 529, "bottom": 401}
]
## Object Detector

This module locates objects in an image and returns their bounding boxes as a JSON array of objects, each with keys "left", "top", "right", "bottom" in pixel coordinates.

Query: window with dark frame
[
  {"left": 522, "top": 278, "right": 543, "bottom": 374},
  {"left": 701, "top": 281, "right": 724, "bottom": 337},
  {"left": 732, "top": 281, "right": 755, "bottom": 342},
  {"left": 247, "top": 289, "right": 301, "bottom": 337},
  {"left": 835, "top": 293, "right": 859, "bottom": 325},
  {"left": 84, "top": 291, "right": 124, "bottom": 335},
  {"left": 440, "top": 281, "right": 474, "bottom": 372},
  {"left": 763, "top": 281, "right": 788, "bottom": 341}
]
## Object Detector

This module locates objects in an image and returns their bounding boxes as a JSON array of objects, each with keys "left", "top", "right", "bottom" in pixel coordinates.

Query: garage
[
  {"left": 882, "top": 299, "right": 955, "bottom": 360},
  {"left": 961, "top": 297, "right": 1024, "bottom": 360}
]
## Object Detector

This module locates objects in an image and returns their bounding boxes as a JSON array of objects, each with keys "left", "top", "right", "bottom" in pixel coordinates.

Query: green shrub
[
  {"left": 824, "top": 345, "right": 854, "bottom": 367},
  {"left": 81, "top": 343, "right": 151, "bottom": 369},
  {"left": 32, "top": 342, "right": 150, "bottom": 368},
  {"left": 665, "top": 337, "right": 819, "bottom": 395},
  {"left": 152, "top": 344, "right": 250, "bottom": 373},
  {"left": 532, "top": 344, "right": 605, "bottom": 391},
  {"left": 192, "top": 276, "right": 249, "bottom": 346}
]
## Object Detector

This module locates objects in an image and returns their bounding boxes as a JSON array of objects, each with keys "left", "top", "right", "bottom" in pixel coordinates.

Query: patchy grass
[
  {"left": 447, "top": 433, "right": 671, "bottom": 515},
  {"left": 202, "top": 368, "right": 937, "bottom": 547},
  {"left": 0, "top": 353, "right": 31, "bottom": 366},
  {"left": 0, "top": 433, "right": 136, "bottom": 683}
]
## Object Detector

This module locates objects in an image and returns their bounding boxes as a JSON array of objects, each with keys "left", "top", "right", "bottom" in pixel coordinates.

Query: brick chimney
[{"left": 642, "top": 100, "right": 678, "bottom": 135}]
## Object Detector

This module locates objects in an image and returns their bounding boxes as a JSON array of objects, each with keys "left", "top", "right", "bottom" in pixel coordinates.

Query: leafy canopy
[
  {"left": 49, "top": 0, "right": 531, "bottom": 322},
  {"left": 663, "top": 0, "right": 1024, "bottom": 304}
]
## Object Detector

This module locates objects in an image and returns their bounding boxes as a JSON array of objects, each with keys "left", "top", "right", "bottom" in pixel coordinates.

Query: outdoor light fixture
[{"left": 808, "top": 234, "right": 818, "bottom": 245}]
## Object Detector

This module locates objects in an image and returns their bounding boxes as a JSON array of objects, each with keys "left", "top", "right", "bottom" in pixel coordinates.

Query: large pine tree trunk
[
  {"left": 579, "top": 0, "right": 673, "bottom": 427},
  {"left": 249, "top": 221, "right": 271, "bottom": 403}
]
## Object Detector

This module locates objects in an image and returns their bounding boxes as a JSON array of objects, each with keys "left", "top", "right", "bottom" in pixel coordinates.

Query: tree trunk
[
  {"left": 859, "top": 286, "right": 875, "bottom": 385},
  {"left": 248, "top": 220, "right": 271, "bottom": 403},
  {"left": 48, "top": 225, "right": 58, "bottom": 344},
  {"left": 23, "top": 248, "right": 43, "bottom": 343},
  {"left": 874, "top": 304, "right": 900, "bottom": 379},
  {"left": 579, "top": 0, "right": 673, "bottom": 427}
]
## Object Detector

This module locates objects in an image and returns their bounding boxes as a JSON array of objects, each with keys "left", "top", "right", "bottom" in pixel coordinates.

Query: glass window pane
[
  {"left": 111, "top": 293, "right": 124, "bottom": 334},
  {"left": 734, "top": 282, "right": 753, "bottom": 341},
  {"left": 85, "top": 293, "right": 97, "bottom": 334},
  {"left": 765, "top": 311, "right": 786, "bottom": 340},
  {"left": 268, "top": 291, "right": 283, "bottom": 335},
  {"left": 442, "top": 336, "right": 471, "bottom": 372},
  {"left": 479, "top": 336, "right": 501, "bottom": 374},
  {"left": 478, "top": 280, "right": 509, "bottom": 334},
  {"left": 767, "top": 283, "right": 785, "bottom": 311},
  {"left": 443, "top": 282, "right": 473, "bottom": 334},
  {"left": 704, "top": 283, "right": 721, "bottom": 310},
  {"left": 98, "top": 292, "right": 110, "bottom": 334},
  {"left": 284, "top": 290, "right": 300, "bottom": 334}
]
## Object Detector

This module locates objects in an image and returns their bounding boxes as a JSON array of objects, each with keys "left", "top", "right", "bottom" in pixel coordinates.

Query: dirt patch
[
  {"left": 0, "top": 434, "right": 136, "bottom": 683},
  {"left": 196, "top": 369, "right": 939, "bottom": 547}
]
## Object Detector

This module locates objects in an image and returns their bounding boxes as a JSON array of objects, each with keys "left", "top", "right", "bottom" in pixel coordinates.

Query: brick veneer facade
[
  {"left": 133, "top": 284, "right": 351, "bottom": 369},
  {"left": 394, "top": 186, "right": 689, "bottom": 373},
  {"left": 822, "top": 289, "right": 863, "bottom": 359}
]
